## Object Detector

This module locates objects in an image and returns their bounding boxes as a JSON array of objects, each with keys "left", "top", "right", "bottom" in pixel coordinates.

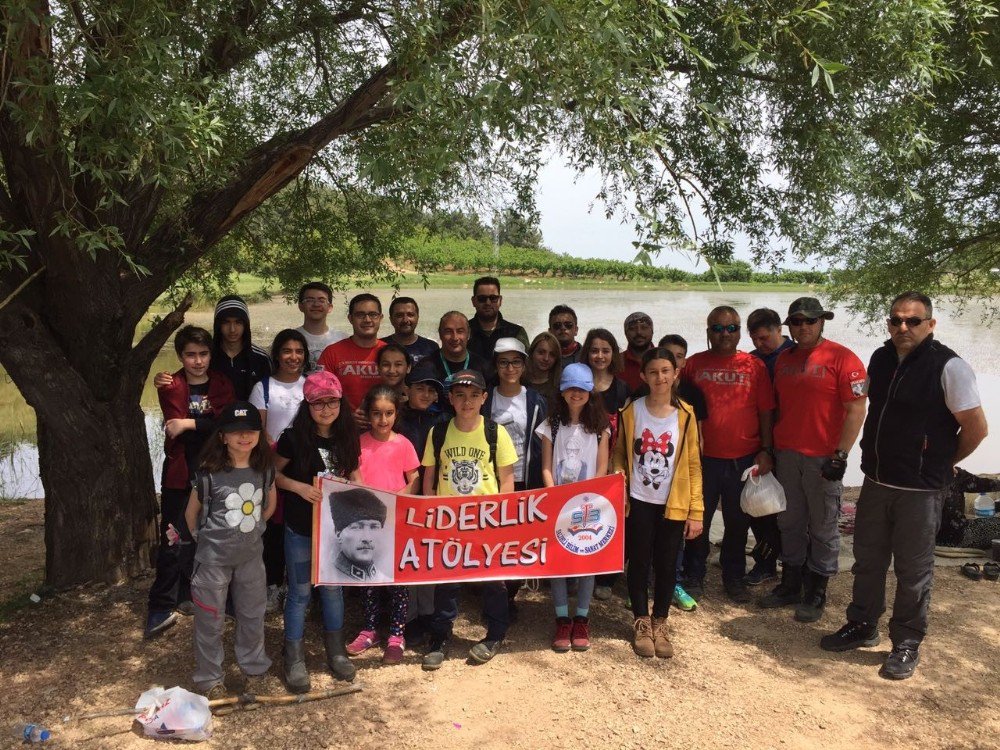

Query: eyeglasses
[
  {"left": 709, "top": 324, "right": 740, "bottom": 334},
  {"left": 475, "top": 294, "right": 500, "bottom": 303},
  {"left": 550, "top": 321, "right": 575, "bottom": 330},
  {"left": 309, "top": 399, "right": 341, "bottom": 411},
  {"left": 351, "top": 311, "right": 381, "bottom": 320},
  {"left": 888, "top": 316, "right": 930, "bottom": 328},
  {"left": 301, "top": 297, "right": 330, "bottom": 306},
  {"left": 787, "top": 317, "right": 820, "bottom": 327},
  {"left": 496, "top": 358, "right": 525, "bottom": 370}
]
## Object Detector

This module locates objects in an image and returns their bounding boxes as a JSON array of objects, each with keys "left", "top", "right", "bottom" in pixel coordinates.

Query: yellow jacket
[{"left": 613, "top": 397, "right": 704, "bottom": 522}]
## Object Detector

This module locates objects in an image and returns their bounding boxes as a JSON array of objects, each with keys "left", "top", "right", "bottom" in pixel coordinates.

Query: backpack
[{"left": 430, "top": 418, "right": 499, "bottom": 492}]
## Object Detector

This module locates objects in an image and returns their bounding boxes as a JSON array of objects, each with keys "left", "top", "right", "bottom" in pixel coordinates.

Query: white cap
[{"left": 494, "top": 338, "right": 527, "bottom": 357}]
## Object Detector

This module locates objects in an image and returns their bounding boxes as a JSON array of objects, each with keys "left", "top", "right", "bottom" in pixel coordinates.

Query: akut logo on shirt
[
  {"left": 694, "top": 369, "right": 750, "bottom": 385},
  {"left": 339, "top": 362, "right": 379, "bottom": 376},
  {"left": 775, "top": 363, "right": 828, "bottom": 379}
]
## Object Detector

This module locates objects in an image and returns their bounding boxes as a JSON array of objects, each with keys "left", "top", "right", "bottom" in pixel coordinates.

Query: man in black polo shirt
[
  {"left": 467, "top": 276, "right": 529, "bottom": 359},
  {"left": 380, "top": 296, "right": 440, "bottom": 367},
  {"left": 820, "top": 291, "right": 988, "bottom": 680}
]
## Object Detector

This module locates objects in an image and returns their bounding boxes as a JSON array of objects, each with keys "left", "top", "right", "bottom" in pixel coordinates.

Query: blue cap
[{"left": 560, "top": 363, "right": 594, "bottom": 392}]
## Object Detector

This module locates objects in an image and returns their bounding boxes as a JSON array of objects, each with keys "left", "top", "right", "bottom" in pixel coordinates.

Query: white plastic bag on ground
[
  {"left": 134, "top": 686, "right": 213, "bottom": 742},
  {"left": 740, "top": 465, "right": 787, "bottom": 517}
]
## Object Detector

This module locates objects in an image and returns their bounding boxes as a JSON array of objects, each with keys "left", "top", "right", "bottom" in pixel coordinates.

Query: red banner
[{"left": 312, "top": 474, "right": 625, "bottom": 586}]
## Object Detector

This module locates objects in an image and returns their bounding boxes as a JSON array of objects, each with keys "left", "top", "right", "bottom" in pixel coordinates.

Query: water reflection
[{"left": 2, "top": 287, "right": 998, "bottom": 497}]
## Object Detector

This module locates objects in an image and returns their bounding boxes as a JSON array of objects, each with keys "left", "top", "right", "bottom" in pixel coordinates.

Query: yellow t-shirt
[{"left": 421, "top": 418, "right": 517, "bottom": 496}]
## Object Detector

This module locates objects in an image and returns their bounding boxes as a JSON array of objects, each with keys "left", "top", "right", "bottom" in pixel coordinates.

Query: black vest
[{"left": 859, "top": 335, "right": 959, "bottom": 489}]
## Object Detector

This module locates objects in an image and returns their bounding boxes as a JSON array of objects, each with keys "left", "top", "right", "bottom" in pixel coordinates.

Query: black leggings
[{"left": 626, "top": 498, "right": 685, "bottom": 619}]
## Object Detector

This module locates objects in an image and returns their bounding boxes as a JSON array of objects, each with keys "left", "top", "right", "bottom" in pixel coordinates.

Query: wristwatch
[
  {"left": 760, "top": 446, "right": 775, "bottom": 458},
  {"left": 833, "top": 449, "right": 849, "bottom": 460}
]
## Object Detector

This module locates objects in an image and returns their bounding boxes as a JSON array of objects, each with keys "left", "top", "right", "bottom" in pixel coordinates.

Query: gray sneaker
[
  {"left": 422, "top": 636, "right": 449, "bottom": 671},
  {"left": 468, "top": 639, "right": 502, "bottom": 664},
  {"left": 593, "top": 585, "right": 613, "bottom": 601},
  {"left": 265, "top": 584, "right": 282, "bottom": 614}
]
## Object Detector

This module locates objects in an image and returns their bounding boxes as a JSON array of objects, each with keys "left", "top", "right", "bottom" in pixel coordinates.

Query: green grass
[
  {"left": 389, "top": 270, "right": 819, "bottom": 292},
  {"left": 189, "top": 270, "right": 818, "bottom": 295}
]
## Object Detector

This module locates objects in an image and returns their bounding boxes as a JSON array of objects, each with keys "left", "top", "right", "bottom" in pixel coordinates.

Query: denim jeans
[{"left": 283, "top": 526, "right": 344, "bottom": 640}]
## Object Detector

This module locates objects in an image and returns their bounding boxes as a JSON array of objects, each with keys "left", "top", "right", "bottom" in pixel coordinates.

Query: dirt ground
[{"left": 1, "top": 498, "right": 997, "bottom": 750}]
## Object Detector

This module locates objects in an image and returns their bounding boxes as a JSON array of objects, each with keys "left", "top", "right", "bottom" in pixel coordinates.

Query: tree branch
[
  {"left": 130, "top": 0, "right": 477, "bottom": 315},
  {"left": 127, "top": 292, "right": 193, "bottom": 382},
  {"left": 197, "top": 0, "right": 366, "bottom": 79}
]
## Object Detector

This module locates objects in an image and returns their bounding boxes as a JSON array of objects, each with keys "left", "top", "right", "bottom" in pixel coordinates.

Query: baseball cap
[
  {"left": 494, "top": 338, "right": 527, "bottom": 358},
  {"left": 560, "top": 362, "right": 595, "bottom": 392},
  {"left": 406, "top": 364, "right": 444, "bottom": 390},
  {"left": 303, "top": 370, "right": 344, "bottom": 402},
  {"left": 783, "top": 297, "right": 835, "bottom": 325},
  {"left": 449, "top": 369, "right": 487, "bottom": 391},
  {"left": 218, "top": 401, "right": 263, "bottom": 432}
]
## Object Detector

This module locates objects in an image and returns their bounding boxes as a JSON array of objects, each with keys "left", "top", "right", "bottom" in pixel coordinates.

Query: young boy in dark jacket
[{"left": 145, "top": 326, "right": 235, "bottom": 638}]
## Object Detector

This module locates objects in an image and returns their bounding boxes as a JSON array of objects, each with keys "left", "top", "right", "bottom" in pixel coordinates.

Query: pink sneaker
[
  {"left": 383, "top": 635, "right": 405, "bottom": 664},
  {"left": 346, "top": 629, "right": 378, "bottom": 655}
]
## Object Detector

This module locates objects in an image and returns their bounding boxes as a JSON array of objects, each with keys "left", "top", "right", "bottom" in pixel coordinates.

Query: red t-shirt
[
  {"left": 773, "top": 339, "right": 867, "bottom": 456},
  {"left": 316, "top": 337, "right": 386, "bottom": 409},
  {"left": 685, "top": 350, "right": 775, "bottom": 459},
  {"left": 621, "top": 349, "right": 645, "bottom": 393}
]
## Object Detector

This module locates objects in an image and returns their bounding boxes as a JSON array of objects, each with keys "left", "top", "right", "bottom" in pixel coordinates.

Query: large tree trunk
[
  {"left": 0, "top": 293, "right": 190, "bottom": 588},
  {"left": 37, "top": 392, "right": 158, "bottom": 586}
]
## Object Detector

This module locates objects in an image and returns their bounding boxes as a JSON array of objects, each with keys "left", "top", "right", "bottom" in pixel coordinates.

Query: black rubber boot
[
  {"left": 282, "top": 638, "right": 311, "bottom": 694},
  {"left": 794, "top": 570, "right": 828, "bottom": 622},
  {"left": 758, "top": 564, "right": 803, "bottom": 608},
  {"left": 323, "top": 629, "right": 357, "bottom": 682}
]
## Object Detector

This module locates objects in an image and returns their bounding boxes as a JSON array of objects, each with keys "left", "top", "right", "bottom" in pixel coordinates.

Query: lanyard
[{"left": 440, "top": 351, "right": 470, "bottom": 380}]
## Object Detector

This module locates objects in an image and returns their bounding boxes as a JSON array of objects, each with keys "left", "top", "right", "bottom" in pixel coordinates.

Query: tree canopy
[{"left": 0, "top": 0, "right": 995, "bottom": 586}]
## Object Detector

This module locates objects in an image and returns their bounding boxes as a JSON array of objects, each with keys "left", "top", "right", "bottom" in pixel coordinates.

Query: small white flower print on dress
[{"left": 224, "top": 482, "right": 262, "bottom": 532}]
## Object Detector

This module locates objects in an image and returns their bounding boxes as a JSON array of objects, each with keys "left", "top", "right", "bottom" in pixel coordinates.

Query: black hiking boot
[{"left": 758, "top": 564, "right": 803, "bottom": 608}]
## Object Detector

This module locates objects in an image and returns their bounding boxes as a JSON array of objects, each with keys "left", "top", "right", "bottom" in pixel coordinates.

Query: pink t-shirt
[{"left": 358, "top": 432, "right": 420, "bottom": 493}]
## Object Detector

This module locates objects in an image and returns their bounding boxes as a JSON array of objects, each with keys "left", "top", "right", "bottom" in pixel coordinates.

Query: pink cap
[{"left": 303, "top": 370, "right": 343, "bottom": 402}]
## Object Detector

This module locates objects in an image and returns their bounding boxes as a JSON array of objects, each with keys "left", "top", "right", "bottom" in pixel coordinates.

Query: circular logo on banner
[{"left": 554, "top": 492, "right": 617, "bottom": 556}]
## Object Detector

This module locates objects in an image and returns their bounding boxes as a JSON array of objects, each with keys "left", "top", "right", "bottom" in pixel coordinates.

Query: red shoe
[
  {"left": 383, "top": 635, "right": 405, "bottom": 665},
  {"left": 552, "top": 617, "right": 572, "bottom": 652},
  {"left": 571, "top": 616, "right": 591, "bottom": 651}
]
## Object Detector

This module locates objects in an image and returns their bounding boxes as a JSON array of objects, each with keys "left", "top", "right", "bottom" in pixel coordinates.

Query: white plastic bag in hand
[
  {"left": 134, "top": 686, "right": 213, "bottom": 742},
  {"left": 740, "top": 465, "right": 787, "bottom": 517}
]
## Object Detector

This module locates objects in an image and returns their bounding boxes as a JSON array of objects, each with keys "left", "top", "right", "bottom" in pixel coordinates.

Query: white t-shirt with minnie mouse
[{"left": 629, "top": 397, "right": 679, "bottom": 506}]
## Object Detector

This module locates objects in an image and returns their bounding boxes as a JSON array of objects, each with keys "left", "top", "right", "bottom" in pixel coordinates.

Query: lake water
[{"left": 2, "top": 286, "right": 998, "bottom": 496}]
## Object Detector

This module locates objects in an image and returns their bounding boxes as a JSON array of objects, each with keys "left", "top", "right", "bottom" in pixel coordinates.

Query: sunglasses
[
  {"left": 788, "top": 317, "right": 820, "bottom": 327},
  {"left": 475, "top": 294, "right": 500, "bottom": 303},
  {"left": 550, "top": 321, "right": 575, "bottom": 330},
  {"left": 888, "top": 316, "right": 930, "bottom": 328},
  {"left": 709, "top": 324, "right": 740, "bottom": 334}
]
